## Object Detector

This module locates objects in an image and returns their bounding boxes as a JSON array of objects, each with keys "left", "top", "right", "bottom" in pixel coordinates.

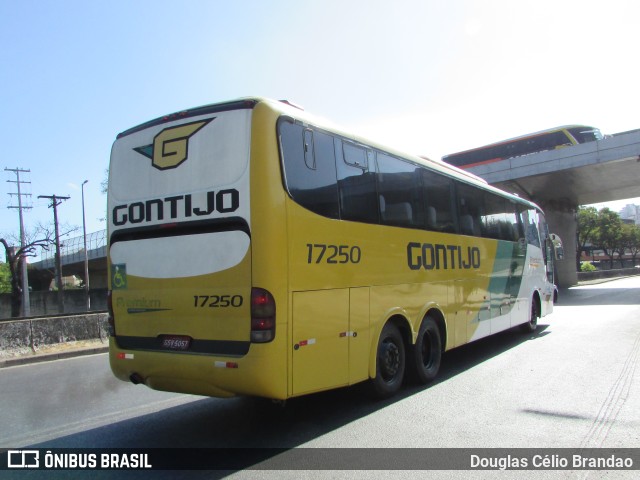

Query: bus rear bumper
[{"left": 108, "top": 336, "right": 286, "bottom": 399}]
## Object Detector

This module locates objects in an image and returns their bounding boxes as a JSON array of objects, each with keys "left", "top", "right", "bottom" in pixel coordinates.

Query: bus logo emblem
[{"left": 134, "top": 119, "right": 212, "bottom": 170}]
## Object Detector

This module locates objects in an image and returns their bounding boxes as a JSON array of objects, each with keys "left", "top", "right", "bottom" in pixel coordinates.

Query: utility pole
[
  {"left": 38, "top": 194, "right": 70, "bottom": 313},
  {"left": 5, "top": 167, "right": 32, "bottom": 317},
  {"left": 81, "top": 180, "right": 90, "bottom": 310}
]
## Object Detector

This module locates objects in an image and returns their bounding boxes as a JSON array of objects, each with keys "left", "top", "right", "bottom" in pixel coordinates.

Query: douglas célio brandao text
[{"left": 470, "top": 453, "right": 634, "bottom": 470}]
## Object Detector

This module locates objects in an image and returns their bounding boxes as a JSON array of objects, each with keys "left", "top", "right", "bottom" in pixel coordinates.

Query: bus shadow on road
[
  {"left": 429, "top": 323, "right": 550, "bottom": 381},
  {"left": 24, "top": 327, "right": 549, "bottom": 478}
]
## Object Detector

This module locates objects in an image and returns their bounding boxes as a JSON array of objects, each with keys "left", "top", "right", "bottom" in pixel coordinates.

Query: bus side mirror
[{"left": 549, "top": 233, "right": 564, "bottom": 260}]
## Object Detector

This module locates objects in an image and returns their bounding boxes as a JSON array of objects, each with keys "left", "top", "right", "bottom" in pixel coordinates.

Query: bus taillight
[
  {"left": 107, "top": 290, "right": 116, "bottom": 336},
  {"left": 251, "top": 287, "right": 275, "bottom": 343}
]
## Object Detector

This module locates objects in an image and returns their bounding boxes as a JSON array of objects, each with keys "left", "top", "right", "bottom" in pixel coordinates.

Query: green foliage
[
  {"left": 596, "top": 208, "right": 623, "bottom": 268},
  {"left": 578, "top": 206, "right": 640, "bottom": 269},
  {"left": 0, "top": 261, "right": 11, "bottom": 293},
  {"left": 580, "top": 262, "right": 597, "bottom": 272},
  {"left": 619, "top": 222, "right": 640, "bottom": 266},
  {"left": 596, "top": 208, "right": 622, "bottom": 243},
  {"left": 577, "top": 206, "right": 599, "bottom": 244},
  {"left": 577, "top": 206, "right": 599, "bottom": 269}
]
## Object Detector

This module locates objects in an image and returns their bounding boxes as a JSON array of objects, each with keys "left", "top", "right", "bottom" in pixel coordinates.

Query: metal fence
[{"left": 36, "top": 229, "right": 106, "bottom": 268}]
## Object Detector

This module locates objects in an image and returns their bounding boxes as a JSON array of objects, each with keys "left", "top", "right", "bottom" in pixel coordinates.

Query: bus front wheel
[
  {"left": 409, "top": 316, "right": 442, "bottom": 385},
  {"left": 520, "top": 297, "right": 539, "bottom": 333},
  {"left": 370, "top": 322, "right": 406, "bottom": 398}
]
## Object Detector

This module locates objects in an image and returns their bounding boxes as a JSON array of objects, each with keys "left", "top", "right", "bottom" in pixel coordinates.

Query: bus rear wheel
[
  {"left": 409, "top": 316, "right": 441, "bottom": 385},
  {"left": 370, "top": 322, "right": 405, "bottom": 398}
]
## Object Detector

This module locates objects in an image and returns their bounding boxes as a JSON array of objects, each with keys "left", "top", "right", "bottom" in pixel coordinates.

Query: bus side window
[
  {"left": 481, "top": 193, "right": 518, "bottom": 241},
  {"left": 505, "top": 200, "right": 520, "bottom": 242},
  {"left": 537, "top": 212, "right": 554, "bottom": 282},
  {"left": 482, "top": 193, "right": 506, "bottom": 240},
  {"left": 513, "top": 203, "right": 526, "bottom": 241},
  {"left": 456, "top": 182, "right": 484, "bottom": 237},
  {"left": 376, "top": 152, "right": 423, "bottom": 228},
  {"left": 421, "top": 169, "right": 455, "bottom": 233},
  {"left": 278, "top": 120, "right": 340, "bottom": 219},
  {"left": 337, "top": 141, "right": 379, "bottom": 224},
  {"left": 538, "top": 211, "right": 549, "bottom": 263},
  {"left": 522, "top": 208, "right": 541, "bottom": 248}
]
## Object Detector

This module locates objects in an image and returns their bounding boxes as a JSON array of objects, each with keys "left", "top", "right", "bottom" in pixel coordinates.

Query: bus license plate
[{"left": 160, "top": 335, "right": 192, "bottom": 351}]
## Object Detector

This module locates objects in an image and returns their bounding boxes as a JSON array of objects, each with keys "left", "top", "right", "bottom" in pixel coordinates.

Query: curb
[
  {"left": 0, "top": 346, "right": 109, "bottom": 369},
  {"left": 575, "top": 274, "right": 640, "bottom": 286}
]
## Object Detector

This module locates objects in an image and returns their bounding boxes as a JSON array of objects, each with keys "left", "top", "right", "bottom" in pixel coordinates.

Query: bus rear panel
[{"left": 108, "top": 100, "right": 287, "bottom": 399}]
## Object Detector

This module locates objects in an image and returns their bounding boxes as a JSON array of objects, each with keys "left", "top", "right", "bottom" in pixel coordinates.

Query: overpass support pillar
[{"left": 541, "top": 202, "right": 578, "bottom": 288}]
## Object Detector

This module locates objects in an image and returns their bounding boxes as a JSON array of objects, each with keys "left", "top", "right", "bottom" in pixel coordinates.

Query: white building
[{"left": 619, "top": 204, "right": 640, "bottom": 225}]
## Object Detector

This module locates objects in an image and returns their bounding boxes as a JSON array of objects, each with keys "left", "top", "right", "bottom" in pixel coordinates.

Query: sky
[{"left": 1, "top": 0, "right": 639, "bottom": 249}]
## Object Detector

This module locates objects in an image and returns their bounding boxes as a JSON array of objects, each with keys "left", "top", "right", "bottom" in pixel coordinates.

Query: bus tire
[
  {"left": 370, "top": 322, "right": 406, "bottom": 398},
  {"left": 520, "top": 297, "right": 539, "bottom": 333},
  {"left": 409, "top": 316, "right": 441, "bottom": 385}
]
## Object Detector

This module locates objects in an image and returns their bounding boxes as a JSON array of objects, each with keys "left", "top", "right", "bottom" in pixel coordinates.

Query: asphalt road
[{"left": 1, "top": 276, "right": 639, "bottom": 479}]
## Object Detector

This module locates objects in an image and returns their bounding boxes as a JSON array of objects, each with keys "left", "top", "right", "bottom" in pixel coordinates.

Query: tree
[
  {"left": 618, "top": 223, "right": 640, "bottom": 267},
  {"left": 0, "top": 224, "right": 57, "bottom": 317},
  {"left": 101, "top": 168, "right": 108, "bottom": 194},
  {"left": 576, "top": 206, "right": 599, "bottom": 270},
  {"left": 0, "top": 262, "right": 11, "bottom": 293},
  {"left": 594, "top": 208, "right": 623, "bottom": 269}
]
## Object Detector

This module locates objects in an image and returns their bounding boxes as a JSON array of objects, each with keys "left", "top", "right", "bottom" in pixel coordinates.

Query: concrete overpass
[{"left": 462, "top": 129, "right": 640, "bottom": 287}]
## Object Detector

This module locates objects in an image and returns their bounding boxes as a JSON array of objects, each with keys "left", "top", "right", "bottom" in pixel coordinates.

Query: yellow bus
[{"left": 107, "top": 97, "right": 562, "bottom": 400}]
